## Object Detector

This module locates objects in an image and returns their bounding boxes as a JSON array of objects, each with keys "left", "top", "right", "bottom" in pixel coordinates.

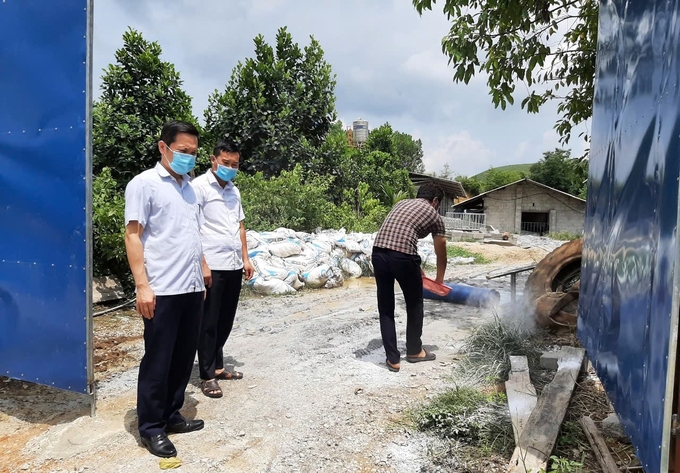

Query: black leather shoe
[
  {"left": 166, "top": 418, "right": 205, "bottom": 434},
  {"left": 140, "top": 433, "right": 177, "bottom": 458}
]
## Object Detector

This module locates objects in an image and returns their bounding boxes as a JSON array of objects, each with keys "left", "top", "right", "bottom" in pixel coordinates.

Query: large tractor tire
[{"left": 525, "top": 237, "right": 583, "bottom": 330}]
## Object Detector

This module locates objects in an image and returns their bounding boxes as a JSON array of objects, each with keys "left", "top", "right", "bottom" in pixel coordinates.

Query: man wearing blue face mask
[
  {"left": 192, "top": 140, "right": 254, "bottom": 398},
  {"left": 124, "top": 120, "right": 210, "bottom": 458}
]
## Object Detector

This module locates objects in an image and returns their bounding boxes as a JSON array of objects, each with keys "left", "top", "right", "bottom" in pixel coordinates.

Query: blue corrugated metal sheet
[
  {"left": 0, "top": 0, "right": 91, "bottom": 393},
  {"left": 579, "top": 0, "right": 680, "bottom": 470}
]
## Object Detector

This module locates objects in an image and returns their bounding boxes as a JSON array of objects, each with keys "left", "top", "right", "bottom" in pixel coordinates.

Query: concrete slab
[{"left": 93, "top": 276, "right": 126, "bottom": 303}]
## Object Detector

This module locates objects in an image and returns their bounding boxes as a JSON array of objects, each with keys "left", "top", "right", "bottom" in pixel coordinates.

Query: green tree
[
  {"left": 93, "top": 28, "right": 198, "bottom": 186},
  {"left": 204, "top": 27, "right": 337, "bottom": 177},
  {"left": 572, "top": 157, "right": 589, "bottom": 199},
  {"left": 483, "top": 167, "right": 524, "bottom": 191},
  {"left": 310, "top": 122, "right": 414, "bottom": 208},
  {"left": 236, "top": 165, "right": 334, "bottom": 232},
  {"left": 412, "top": 0, "right": 597, "bottom": 146},
  {"left": 530, "top": 148, "right": 587, "bottom": 196},
  {"left": 529, "top": 149, "right": 574, "bottom": 193},
  {"left": 92, "top": 29, "right": 201, "bottom": 285},
  {"left": 438, "top": 163, "right": 454, "bottom": 179},
  {"left": 307, "top": 121, "right": 347, "bottom": 198},
  {"left": 359, "top": 150, "right": 412, "bottom": 206},
  {"left": 92, "top": 168, "right": 128, "bottom": 285},
  {"left": 381, "top": 183, "right": 409, "bottom": 206},
  {"left": 392, "top": 131, "right": 425, "bottom": 173},
  {"left": 365, "top": 123, "right": 396, "bottom": 155},
  {"left": 456, "top": 175, "right": 482, "bottom": 196}
]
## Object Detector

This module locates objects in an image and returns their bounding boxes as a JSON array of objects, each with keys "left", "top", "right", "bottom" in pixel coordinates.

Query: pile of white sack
[{"left": 245, "top": 228, "right": 446, "bottom": 295}]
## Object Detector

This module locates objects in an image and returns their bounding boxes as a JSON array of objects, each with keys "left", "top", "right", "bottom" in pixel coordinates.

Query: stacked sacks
[
  {"left": 244, "top": 228, "right": 448, "bottom": 295},
  {"left": 244, "top": 228, "right": 375, "bottom": 295}
]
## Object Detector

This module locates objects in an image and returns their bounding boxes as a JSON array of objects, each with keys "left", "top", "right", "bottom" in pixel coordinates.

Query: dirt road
[{"left": 1, "top": 247, "right": 546, "bottom": 473}]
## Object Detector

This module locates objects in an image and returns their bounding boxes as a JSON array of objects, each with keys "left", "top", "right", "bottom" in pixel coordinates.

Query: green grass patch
[
  {"left": 548, "top": 232, "right": 581, "bottom": 241},
  {"left": 412, "top": 316, "right": 551, "bottom": 463},
  {"left": 459, "top": 315, "right": 547, "bottom": 385},
  {"left": 412, "top": 386, "right": 514, "bottom": 454},
  {"left": 446, "top": 245, "right": 491, "bottom": 264}
]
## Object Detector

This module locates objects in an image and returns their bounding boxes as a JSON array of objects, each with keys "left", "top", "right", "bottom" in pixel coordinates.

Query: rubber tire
[{"left": 524, "top": 237, "right": 583, "bottom": 329}]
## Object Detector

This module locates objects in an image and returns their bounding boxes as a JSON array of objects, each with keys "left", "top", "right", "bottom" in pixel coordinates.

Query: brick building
[{"left": 451, "top": 178, "right": 585, "bottom": 235}]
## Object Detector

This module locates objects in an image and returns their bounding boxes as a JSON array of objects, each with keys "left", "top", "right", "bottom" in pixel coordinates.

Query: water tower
[{"left": 352, "top": 118, "right": 369, "bottom": 147}]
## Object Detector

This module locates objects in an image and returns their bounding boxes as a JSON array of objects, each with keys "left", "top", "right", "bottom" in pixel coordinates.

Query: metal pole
[
  {"left": 511, "top": 273, "right": 516, "bottom": 303},
  {"left": 85, "top": 0, "right": 96, "bottom": 417}
]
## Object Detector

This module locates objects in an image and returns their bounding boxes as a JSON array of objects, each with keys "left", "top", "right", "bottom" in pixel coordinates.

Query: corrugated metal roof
[
  {"left": 408, "top": 172, "right": 467, "bottom": 198},
  {"left": 452, "top": 178, "right": 585, "bottom": 210}
]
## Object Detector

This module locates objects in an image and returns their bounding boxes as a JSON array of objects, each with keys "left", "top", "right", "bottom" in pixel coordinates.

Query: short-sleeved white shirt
[
  {"left": 192, "top": 170, "right": 246, "bottom": 271},
  {"left": 124, "top": 162, "right": 205, "bottom": 295}
]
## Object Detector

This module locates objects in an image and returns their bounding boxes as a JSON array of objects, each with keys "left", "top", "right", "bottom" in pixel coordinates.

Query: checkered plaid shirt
[{"left": 373, "top": 198, "right": 446, "bottom": 255}]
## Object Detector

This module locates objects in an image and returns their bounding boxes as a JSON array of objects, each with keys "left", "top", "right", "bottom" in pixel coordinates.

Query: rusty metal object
[
  {"left": 532, "top": 281, "right": 580, "bottom": 328},
  {"left": 525, "top": 238, "right": 583, "bottom": 330}
]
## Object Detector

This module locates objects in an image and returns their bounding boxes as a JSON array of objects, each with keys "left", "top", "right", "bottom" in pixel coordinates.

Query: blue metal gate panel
[
  {"left": 579, "top": 0, "right": 680, "bottom": 470},
  {"left": 0, "top": 1, "right": 93, "bottom": 393}
]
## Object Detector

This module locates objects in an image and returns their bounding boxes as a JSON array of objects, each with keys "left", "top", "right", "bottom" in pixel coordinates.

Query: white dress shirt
[
  {"left": 124, "top": 162, "right": 205, "bottom": 295},
  {"left": 192, "top": 170, "right": 246, "bottom": 271}
]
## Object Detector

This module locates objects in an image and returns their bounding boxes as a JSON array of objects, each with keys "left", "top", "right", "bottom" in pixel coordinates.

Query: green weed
[
  {"left": 412, "top": 386, "right": 514, "bottom": 454},
  {"left": 458, "top": 314, "right": 546, "bottom": 385},
  {"left": 446, "top": 245, "right": 491, "bottom": 264},
  {"left": 542, "top": 455, "right": 584, "bottom": 473},
  {"left": 548, "top": 232, "right": 581, "bottom": 241}
]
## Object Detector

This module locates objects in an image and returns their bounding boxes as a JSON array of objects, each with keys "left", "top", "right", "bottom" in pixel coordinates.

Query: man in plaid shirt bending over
[{"left": 371, "top": 182, "right": 448, "bottom": 373}]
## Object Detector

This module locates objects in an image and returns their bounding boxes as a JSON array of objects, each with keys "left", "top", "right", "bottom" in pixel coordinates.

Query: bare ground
[{"left": 1, "top": 246, "right": 551, "bottom": 473}]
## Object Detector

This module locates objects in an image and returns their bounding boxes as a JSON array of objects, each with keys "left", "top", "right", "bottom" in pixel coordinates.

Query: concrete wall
[
  {"left": 483, "top": 181, "right": 585, "bottom": 234},
  {"left": 438, "top": 194, "right": 457, "bottom": 217}
]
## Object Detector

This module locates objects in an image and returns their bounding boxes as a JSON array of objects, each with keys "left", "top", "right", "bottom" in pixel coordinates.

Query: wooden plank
[
  {"left": 579, "top": 416, "right": 620, "bottom": 473},
  {"left": 507, "top": 347, "right": 585, "bottom": 473},
  {"left": 486, "top": 264, "right": 537, "bottom": 279},
  {"left": 506, "top": 356, "right": 537, "bottom": 444}
]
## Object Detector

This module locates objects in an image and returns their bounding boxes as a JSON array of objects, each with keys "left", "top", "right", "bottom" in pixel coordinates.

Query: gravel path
[{"left": 1, "top": 246, "right": 549, "bottom": 473}]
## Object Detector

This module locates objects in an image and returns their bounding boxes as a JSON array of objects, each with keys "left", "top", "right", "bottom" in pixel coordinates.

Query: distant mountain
[{"left": 471, "top": 163, "right": 534, "bottom": 182}]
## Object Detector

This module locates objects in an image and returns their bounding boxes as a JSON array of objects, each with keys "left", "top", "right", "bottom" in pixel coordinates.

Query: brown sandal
[
  {"left": 215, "top": 369, "right": 243, "bottom": 380},
  {"left": 406, "top": 350, "right": 436, "bottom": 363},
  {"left": 201, "top": 379, "right": 222, "bottom": 398}
]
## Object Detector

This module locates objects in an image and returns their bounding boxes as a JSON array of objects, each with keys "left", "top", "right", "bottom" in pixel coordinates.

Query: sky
[{"left": 92, "top": 0, "right": 589, "bottom": 177}]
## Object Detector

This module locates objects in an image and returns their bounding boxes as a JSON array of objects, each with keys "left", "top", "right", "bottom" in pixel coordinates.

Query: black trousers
[
  {"left": 198, "top": 269, "right": 243, "bottom": 380},
  {"left": 137, "top": 291, "right": 203, "bottom": 439},
  {"left": 371, "top": 247, "right": 424, "bottom": 364}
]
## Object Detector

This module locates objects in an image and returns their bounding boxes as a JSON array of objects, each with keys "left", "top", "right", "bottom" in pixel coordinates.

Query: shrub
[
  {"left": 93, "top": 168, "right": 129, "bottom": 287},
  {"left": 236, "top": 165, "right": 336, "bottom": 232}
]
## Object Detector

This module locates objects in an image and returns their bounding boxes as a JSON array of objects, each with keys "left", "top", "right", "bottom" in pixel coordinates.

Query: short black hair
[
  {"left": 160, "top": 120, "right": 199, "bottom": 146},
  {"left": 416, "top": 181, "right": 444, "bottom": 202},
  {"left": 212, "top": 140, "right": 240, "bottom": 157}
]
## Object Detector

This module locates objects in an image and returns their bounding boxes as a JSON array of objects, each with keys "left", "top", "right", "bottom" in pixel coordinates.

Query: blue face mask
[
  {"left": 215, "top": 164, "right": 238, "bottom": 182},
  {"left": 165, "top": 142, "right": 196, "bottom": 175}
]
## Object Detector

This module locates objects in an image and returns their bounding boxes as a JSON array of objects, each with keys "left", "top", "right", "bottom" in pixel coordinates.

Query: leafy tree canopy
[
  {"left": 204, "top": 27, "right": 337, "bottom": 177},
  {"left": 393, "top": 131, "right": 425, "bottom": 173},
  {"left": 456, "top": 175, "right": 482, "bottom": 196},
  {"left": 412, "top": 0, "right": 597, "bottom": 147},
  {"left": 93, "top": 28, "right": 198, "bottom": 187},
  {"left": 483, "top": 167, "right": 525, "bottom": 192},
  {"left": 529, "top": 148, "right": 588, "bottom": 197}
]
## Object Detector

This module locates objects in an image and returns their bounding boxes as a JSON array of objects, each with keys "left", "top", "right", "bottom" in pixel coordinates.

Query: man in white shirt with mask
[
  {"left": 124, "top": 120, "right": 209, "bottom": 458},
  {"left": 192, "top": 140, "right": 254, "bottom": 398}
]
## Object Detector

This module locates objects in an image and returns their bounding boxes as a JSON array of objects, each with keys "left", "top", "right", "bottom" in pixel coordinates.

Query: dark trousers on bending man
[
  {"left": 137, "top": 292, "right": 203, "bottom": 439},
  {"left": 198, "top": 269, "right": 243, "bottom": 380},
  {"left": 371, "top": 247, "right": 424, "bottom": 365}
]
